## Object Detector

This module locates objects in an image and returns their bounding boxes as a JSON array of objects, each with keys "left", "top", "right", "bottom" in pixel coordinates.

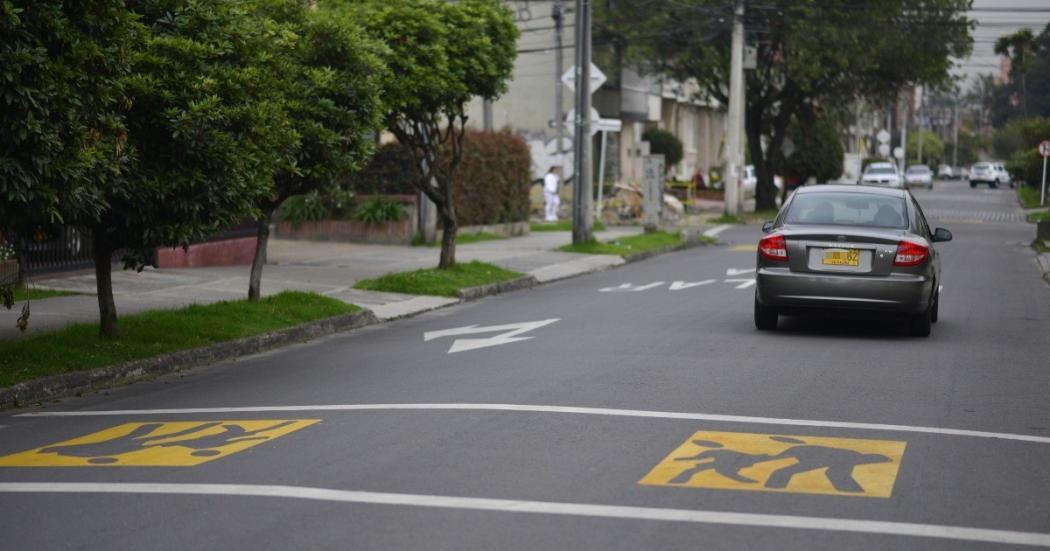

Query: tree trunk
[
  {"left": 92, "top": 230, "right": 120, "bottom": 339},
  {"left": 248, "top": 212, "right": 271, "bottom": 301},
  {"left": 746, "top": 117, "right": 777, "bottom": 212},
  {"left": 438, "top": 205, "right": 457, "bottom": 269}
]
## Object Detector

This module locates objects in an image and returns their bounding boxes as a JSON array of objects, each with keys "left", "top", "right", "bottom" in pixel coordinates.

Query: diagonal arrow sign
[
  {"left": 669, "top": 280, "right": 717, "bottom": 291},
  {"left": 424, "top": 319, "right": 560, "bottom": 354},
  {"left": 726, "top": 268, "right": 756, "bottom": 276}
]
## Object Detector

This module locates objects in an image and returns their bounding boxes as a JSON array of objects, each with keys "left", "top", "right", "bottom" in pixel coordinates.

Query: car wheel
[
  {"left": 927, "top": 183, "right": 933, "bottom": 190},
  {"left": 991, "top": 179, "right": 999, "bottom": 189},
  {"left": 931, "top": 291, "right": 939, "bottom": 324},
  {"left": 910, "top": 306, "right": 932, "bottom": 337},
  {"left": 754, "top": 296, "right": 778, "bottom": 331},
  {"left": 969, "top": 181, "right": 976, "bottom": 188},
  {"left": 1010, "top": 181, "right": 1015, "bottom": 189}
]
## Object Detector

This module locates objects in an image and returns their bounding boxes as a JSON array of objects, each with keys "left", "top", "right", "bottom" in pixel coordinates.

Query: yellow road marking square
[
  {"left": 640, "top": 430, "right": 906, "bottom": 498},
  {"left": 732, "top": 244, "right": 758, "bottom": 252},
  {"left": 0, "top": 420, "right": 319, "bottom": 467}
]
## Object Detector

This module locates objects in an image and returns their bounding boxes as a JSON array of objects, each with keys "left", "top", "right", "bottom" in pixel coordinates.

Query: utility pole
[
  {"left": 483, "top": 100, "right": 493, "bottom": 131},
  {"left": 553, "top": 1, "right": 565, "bottom": 172},
  {"left": 724, "top": 1, "right": 744, "bottom": 216},
  {"left": 572, "top": 0, "right": 593, "bottom": 244},
  {"left": 916, "top": 86, "right": 925, "bottom": 166},
  {"left": 952, "top": 91, "right": 959, "bottom": 170}
]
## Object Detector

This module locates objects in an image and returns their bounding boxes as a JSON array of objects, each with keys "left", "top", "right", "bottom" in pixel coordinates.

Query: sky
[{"left": 953, "top": 0, "right": 1050, "bottom": 88}]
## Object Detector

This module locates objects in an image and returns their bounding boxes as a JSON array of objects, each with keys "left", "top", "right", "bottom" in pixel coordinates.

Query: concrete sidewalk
[{"left": 0, "top": 227, "right": 645, "bottom": 340}]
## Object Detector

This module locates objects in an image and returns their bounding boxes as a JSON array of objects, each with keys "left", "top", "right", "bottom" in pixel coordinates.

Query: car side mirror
[
  {"left": 761, "top": 221, "right": 775, "bottom": 233},
  {"left": 932, "top": 227, "right": 952, "bottom": 243}
]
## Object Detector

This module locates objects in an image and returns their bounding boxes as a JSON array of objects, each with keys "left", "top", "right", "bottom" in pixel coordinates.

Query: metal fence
[{"left": 14, "top": 227, "right": 95, "bottom": 276}]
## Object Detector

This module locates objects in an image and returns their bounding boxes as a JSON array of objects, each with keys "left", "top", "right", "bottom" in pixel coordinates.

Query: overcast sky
[{"left": 953, "top": 0, "right": 1050, "bottom": 88}]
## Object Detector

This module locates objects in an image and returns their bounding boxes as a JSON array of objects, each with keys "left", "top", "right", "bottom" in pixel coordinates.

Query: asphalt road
[{"left": 2, "top": 180, "right": 1049, "bottom": 550}]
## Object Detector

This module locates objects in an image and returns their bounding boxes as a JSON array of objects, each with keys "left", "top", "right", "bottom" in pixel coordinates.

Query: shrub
[
  {"left": 355, "top": 197, "right": 407, "bottom": 224},
  {"left": 348, "top": 129, "right": 531, "bottom": 226},
  {"left": 995, "top": 117, "right": 1050, "bottom": 185},
  {"left": 280, "top": 192, "right": 329, "bottom": 225},
  {"left": 642, "top": 128, "right": 684, "bottom": 169}
]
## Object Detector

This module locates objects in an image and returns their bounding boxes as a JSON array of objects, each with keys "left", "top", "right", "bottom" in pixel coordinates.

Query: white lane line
[
  {"left": 703, "top": 224, "right": 733, "bottom": 238},
  {"left": 0, "top": 483, "right": 1046, "bottom": 547},
  {"left": 16, "top": 403, "right": 1050, "bottom": 445}
]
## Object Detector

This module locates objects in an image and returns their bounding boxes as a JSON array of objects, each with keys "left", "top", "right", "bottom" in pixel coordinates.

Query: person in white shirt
[{"left": 543, "top": 166, "right": 561, "bottom": 222}]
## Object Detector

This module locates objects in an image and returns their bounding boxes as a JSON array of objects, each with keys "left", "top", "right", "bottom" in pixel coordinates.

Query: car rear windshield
[
  {"left": 784, "top": 192, "right": 908, "bottom": 229},
  {"left": 973, "top": 163, "right": 990, "bottom": 170},
  {"left": 866, "top": 166, "right": 896, "bottom": 174},
  {"left": 906, "top": 166, "right": 930, "bottom": 173}
]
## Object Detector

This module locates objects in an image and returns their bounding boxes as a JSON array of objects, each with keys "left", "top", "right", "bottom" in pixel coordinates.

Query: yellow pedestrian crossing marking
[
  {"left": 640, "top": 430, "right": 906, "bottom": 498},
  {"left": 0, "top": 420, "right": 319, "bottom": 467},
  {"left": 731, "top": 244, "right": 757, "bottom": 252}
]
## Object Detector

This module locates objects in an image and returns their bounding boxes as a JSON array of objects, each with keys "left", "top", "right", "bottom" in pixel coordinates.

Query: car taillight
[
  {"left": 894, "top": 240, "right": 928, "bottom": 267},
  {"left": 758, "top": 234, "right": 788, "bottom": 261}
]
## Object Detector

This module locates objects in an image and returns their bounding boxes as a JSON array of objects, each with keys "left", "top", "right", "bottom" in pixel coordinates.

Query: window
[{"left": 784, "top": 192, "right": 909, "bottom": 229}]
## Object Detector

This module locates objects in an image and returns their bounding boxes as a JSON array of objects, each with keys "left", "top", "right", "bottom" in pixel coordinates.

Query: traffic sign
[
  {"left": 565, "top": 107, "right": 601, "bottom": 136},
  {"left": 878, "top": 144, "right": 890, "bottom": 157},
  {"left": 561, "top": 63, "right": 607, "bottom": 94},
  {"left": 893, "top": 147, "right": 904, "bottom": 160},
  {"left": 877, "top": 130, "right": 890, "bottom": 144},
  {"left": 1039, "top": 140, "right": 1050, "bottom": 157}
]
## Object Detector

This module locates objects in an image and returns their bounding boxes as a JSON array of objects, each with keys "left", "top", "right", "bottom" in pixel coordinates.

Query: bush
[
  {"left": 641, "top": 128, "right": 684, "bottom": 169},
  {"left": 782, "top": 117, "right": 844, "bottom": 183},
  {"left": 355, "top": 197, "right": 407, "bottom": 224},
  {"left": 995, "top": 117, "right": 1050, "bottom": 185},
  {"left": 348, "top": 129, "right": 531, "bottom": 226},
  {"left": 279, "top": 188, "right": 355, "bottom": 224}
]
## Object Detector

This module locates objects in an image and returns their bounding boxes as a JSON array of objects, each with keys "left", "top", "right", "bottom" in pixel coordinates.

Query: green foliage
[
  {"left": 0, "top": 291, "right": 357, "bottom": 387},
  {"left": 642, "top": 128, "right": 684, "bottom": 168},
  {"left": 558, "top": 231, "right": 682, "bottom": 255},
  {"left": 355, "top": 197, "right": 407, "bottom": 224},
  {"left": 531, "top": 221, "right": 606, "bottom": 232},
  {"left": 598, "top": 0, "right": 972, "bottom": 209},
  {"left": 351, "top": 131, "right": 533, "bottom": 226},
  {"left": 907, "top": 131, "right": 945, "bottom": 165},
  {"left": 0, "top": 0, "right": 139, "bottom": 234},
  {"left": 353, "top": 261, "right": 522, "bottom": 297},
  {"left": 782, "top": 117, "right": 844, "bottom": 184},
  {"left": 280, "top": 192, "right": 329, "bottom": 225},
  {"left": 995, "top": 117, "right": 1050, "bottom": 184},
  {"left": 1018, "top": 185, "right": 1044, "bottom": 209}
]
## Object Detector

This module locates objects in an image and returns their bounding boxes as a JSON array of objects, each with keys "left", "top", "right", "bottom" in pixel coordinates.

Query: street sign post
[{"left": 1039, "top": 140, "right": 1050, "bottom": 206}]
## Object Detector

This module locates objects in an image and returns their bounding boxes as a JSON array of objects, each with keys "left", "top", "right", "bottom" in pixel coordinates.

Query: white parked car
[
  {"left": 860, "top": 162, "right": 902, "bottom": 188},
  {"left": 742, "top": 165, "right": 784, "bottom": 193},
  {"left": 969, "top": 162, "right": 1012, "bottom": 189},
  {"left": 937, "top": 165, "right": 954, "bottom": 180},
  {"left": 904, "top": 165, "right": 933, "bottom": 190}
]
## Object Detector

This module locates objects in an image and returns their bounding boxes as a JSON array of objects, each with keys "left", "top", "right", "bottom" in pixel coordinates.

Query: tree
[
  {"left": 245, "top": 1, "right": 387, "bottom": 301},
  {"left": 906, "top": 131, "right": 945, "bottom": 166},
  {"left": 352, "top": 0, "right": 518, "bottom": 268},
  {"left": 0, "top": 0, "right": 138, "bottom": 259},
  {"left": 782, "top": 116, "right": 843, "bottom": 185},
  {"left": 598, "top": 0, "right": 971, "bottom": 210},
  {"left": 995, "top": 28, "right": 1036, "bottom": 119},
  {"left": 641, "top": 128, "right": 684, "bottom": 171}
]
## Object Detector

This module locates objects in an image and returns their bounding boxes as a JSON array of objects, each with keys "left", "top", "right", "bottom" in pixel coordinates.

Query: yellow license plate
[{"left": 823, "top": 249, "right": 860, "bottom": 266}]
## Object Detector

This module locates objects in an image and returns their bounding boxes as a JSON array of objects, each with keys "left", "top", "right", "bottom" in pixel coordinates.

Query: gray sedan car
[{"left": 754, "top": 185, "right": 952, "bottom": 337}]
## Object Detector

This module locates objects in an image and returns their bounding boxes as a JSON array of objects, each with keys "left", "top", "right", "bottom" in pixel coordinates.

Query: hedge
[{"left": 348, "top": 129, "right": 531, "bottom": 226}]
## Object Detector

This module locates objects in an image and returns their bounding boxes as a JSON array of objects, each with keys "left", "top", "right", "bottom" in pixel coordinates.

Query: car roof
[{"left": 794, "top": 184, "right": 907, "bottom": 198}]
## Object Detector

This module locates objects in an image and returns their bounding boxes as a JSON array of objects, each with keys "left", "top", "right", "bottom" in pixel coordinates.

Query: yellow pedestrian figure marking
[
  {"left": 640, "top": 430, "right": 906, "bottom": 498},
  {"left": 0, "top": 420, "right": 319, "bottom": 467}
]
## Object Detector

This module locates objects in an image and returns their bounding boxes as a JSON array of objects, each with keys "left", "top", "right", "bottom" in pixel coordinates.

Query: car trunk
[{"left": 780, "top": 225, "right": 906, "bottom": 277}]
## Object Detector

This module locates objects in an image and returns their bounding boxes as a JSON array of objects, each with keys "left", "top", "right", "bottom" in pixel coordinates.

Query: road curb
[
  {"left": 621, "top": 235, "right": 712, "bottom": 264},
  {"left": 457, "top": 274, "right": 539, "bottom": 301},
  {"left": 0, "top": 309, "right": 378, "bottom": 410}
]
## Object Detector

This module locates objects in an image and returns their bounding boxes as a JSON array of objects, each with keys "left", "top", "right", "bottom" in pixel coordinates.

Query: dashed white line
[
  {"left": 703, "top": 224, "right": 733, "bottom": 238},
  {"left": 16, "top": 403, "right": 1050, "bottom": 445},
  {"left": 0, "top": 483, "right": 1046, "bottom": 547}
]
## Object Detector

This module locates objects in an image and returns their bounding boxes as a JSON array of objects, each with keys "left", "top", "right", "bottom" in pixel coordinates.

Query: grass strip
[
  {"left": 709, "top": 209, "right": 779, "bottom": 225},
  {"left": 1027, "top": 211, "right": 1050, "bottom": 223},
  {"left": 0, "top": 291, "right": 358, "bottom": 388},
  {"left": 1019, "top": 186, "right": 1044, "bottom": 209},
  {"left": 558, "top": 231, "right": 682, "bottom": 255},
  {"left": 427, "top": 232, "right": 507, "bottom": 247},
  {"left": 530, "top": 221, "right": 606, "bottom": 232},
  {"left": 13, "top": 286, "right": 77, "bottom": 301},
  {"left": 353, "top": 260, "right": 523, "bottom": 298}
]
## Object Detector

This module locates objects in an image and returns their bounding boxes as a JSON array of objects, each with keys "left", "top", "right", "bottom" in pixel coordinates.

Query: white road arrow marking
[
  {"left": 725, "top": 278, "right": 756, "bottom": 289},
  {"left": 598, "top": 282, "right": 665, "bottom": 292},
  {"left": 424, "top": 319, "right": 560, "bottom": 354},
  {"left": 669, "top": 280, "right": 716, "bottom": 291},
  {"left": 726, "top": 268, "right": 756, "bottom": 276}
]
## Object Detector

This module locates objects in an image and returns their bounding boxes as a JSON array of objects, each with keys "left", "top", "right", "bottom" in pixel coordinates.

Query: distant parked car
[
  {"left": 860, "top": 162, "right": 902, "bottom": 188},
  {"left": 904, "top": 165, "right": 933, "bottom": 190},
  {"left": 742, "top": 165, "right": 784, "bottom": 193},
  {"left": 937, "top": 165, "right": 954, "bottom": 180},
  {"left": 969, "top": 162, "right": 1011, "bottom": 188}
]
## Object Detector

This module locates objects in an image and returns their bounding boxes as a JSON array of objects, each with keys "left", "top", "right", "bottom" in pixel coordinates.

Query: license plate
[{"left": 823, "top": 248, "right": 860, "bottom": 267}]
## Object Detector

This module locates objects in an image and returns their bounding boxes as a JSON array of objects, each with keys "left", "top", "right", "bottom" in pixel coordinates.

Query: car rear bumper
[{"left": 756, "top": 267, "right": 933, "bottom": 314}]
